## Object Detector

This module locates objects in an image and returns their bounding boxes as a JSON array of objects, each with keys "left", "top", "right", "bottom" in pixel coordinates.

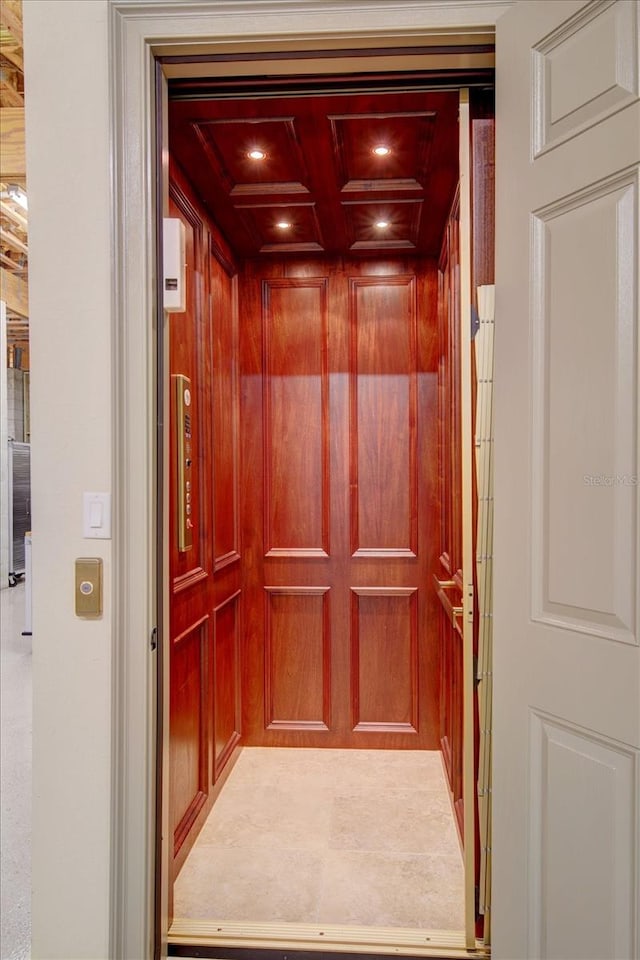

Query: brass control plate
[
  {"left": 173, "top": 373, "right": 193, "bottom": 552},
  {"left": 75, "top": 558, "right": 103, "bottom": 618}
]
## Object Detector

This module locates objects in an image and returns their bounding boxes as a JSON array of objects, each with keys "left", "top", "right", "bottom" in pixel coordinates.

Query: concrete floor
[{"left": 0, "top": 582, "right": 31, "bottom": 960}]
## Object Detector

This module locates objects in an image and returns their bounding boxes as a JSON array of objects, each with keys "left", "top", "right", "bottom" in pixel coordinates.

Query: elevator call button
[{"left": 75, "top": 558, "right": 103, "bottom": 618}]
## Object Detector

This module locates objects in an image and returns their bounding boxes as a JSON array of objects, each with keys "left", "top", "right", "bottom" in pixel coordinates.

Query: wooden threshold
[{"left": 168, "top": 919, "right": 489, "bottom": 958}]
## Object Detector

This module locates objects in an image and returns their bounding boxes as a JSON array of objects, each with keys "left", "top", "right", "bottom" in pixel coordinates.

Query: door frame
[{"left": 108, "top": 3, "right": 510, "bottom": 958}]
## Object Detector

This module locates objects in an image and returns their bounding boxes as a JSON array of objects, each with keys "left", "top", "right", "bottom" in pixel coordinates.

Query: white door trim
[{"left": 108, "top": 3, "right": 511, "bottom": 957}]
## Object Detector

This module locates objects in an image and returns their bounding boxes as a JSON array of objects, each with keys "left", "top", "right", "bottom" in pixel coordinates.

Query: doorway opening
[{"left": 161, "top": 58, "right": 494, "bottom": 959}]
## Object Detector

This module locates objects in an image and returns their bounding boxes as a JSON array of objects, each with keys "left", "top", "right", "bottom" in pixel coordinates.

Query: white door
[{"left": 493, "top": 1, "right": 639, "bottom": 958}]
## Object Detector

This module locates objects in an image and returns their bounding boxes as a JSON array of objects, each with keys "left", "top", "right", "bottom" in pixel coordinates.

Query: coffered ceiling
[{"left": 168, "top": 88, "right": 460, "bottom": 259}]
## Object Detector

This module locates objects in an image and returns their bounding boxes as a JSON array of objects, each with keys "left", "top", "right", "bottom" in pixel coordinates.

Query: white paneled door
[{"left": 494, "top": 2, "right": 639, "bottom": 958}]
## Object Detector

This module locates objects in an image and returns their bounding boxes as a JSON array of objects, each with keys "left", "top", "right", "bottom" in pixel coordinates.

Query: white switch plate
[{"left": 83, "top": 492, "right": 112, "bottom": 539}]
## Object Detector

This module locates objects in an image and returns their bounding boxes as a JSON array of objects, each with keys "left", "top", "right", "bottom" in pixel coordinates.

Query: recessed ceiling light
[
  {"left": 373, "top": 145, "right": 391, "bottom": 157},
  {"left": 276, "top": 220, "right": 292, "bottom": 230},
  {"left": 247, "top": 148, "right": 266, "bottom": 160},
  {"left": 375, "top": 220, "right": 390, "bottom": 229}
]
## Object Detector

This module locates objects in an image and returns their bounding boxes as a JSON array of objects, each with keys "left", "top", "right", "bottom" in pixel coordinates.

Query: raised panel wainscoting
[
  {"left": 169, "top": 166, "right": 243, "bottom": 887},
  {"left": 240, "top": 258, "right": 441, "bottom": 750}
]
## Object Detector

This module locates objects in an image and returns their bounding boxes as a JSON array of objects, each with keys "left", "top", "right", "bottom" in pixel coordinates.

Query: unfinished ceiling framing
[{"left": 0, "top": 0, "right": 28, "bottom": 345}]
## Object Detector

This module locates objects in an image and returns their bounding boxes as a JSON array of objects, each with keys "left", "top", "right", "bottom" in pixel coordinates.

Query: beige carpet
[{"left": 173, "top": 747, "right": 465, "bottom": 930}]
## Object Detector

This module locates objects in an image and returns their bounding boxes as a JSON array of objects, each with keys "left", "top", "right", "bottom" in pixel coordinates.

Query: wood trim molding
[
  {"left": 348, "top": 274, "right": 418, "bottom": 556},
  {"left": 350, "top": 586, "right": 419, "bottom": 732},
  {"left": 212, "top": 589, "right": 242, "bottom": 777},
  {"left": 261, "top": 276, "right": 330, "bottom": 556},
  {"left": 263, "top": 585, "right": 331, "bottom": 731},
  {"left": 168, "top": 917, "right": 476, "bottom": 957},
  {"left": 172, "top": 566, "right": 207, "bottom": 593}
]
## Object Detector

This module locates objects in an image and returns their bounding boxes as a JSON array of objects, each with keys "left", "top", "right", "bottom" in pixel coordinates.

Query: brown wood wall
[
  {"left": 166, "top": 119, "right": 493, "bottom": 880},
  {"left": 433, "top": 94, "right": 495, "bottom": 860},
  {"left": 168, "top": 164, "right": 242, "bottom": 888},
  {"left": 239, "top": 257, "right": 442, "bottom": 750},
  {"left": 436, "top": 190, "right": 465, "bottom": 835}
]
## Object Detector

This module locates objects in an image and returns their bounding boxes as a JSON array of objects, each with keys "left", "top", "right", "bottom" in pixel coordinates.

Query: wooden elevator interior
[{"left": 165, "top": 71, "right": 495, "bottom": 939}]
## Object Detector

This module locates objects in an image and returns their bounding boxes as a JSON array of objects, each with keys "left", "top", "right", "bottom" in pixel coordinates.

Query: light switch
[
  {"left": 90, "top": 501, "right": 102, "bottom": 528},
  {"left": 75, "top": 558, "right": 103, "bottom": 618},
  {"left": 83, "top": 492, "right": 111, "bottom": 539}
]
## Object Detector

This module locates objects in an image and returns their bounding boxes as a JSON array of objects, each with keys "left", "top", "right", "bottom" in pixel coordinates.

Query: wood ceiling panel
[
  {"left": 329, "top": 112, "right": 435, "bottom": 193},
  {"left": 235, "top": 202, "right": 324, "bottom": 253},
  {"left": 193, "top": 117, "right": 310, "bottom": 198},
  {"left": 343, "top": 199, "right": 423, "bottom": 251},
  {"left": 169, "top": 87, "right": 459, "bottom": 258}
]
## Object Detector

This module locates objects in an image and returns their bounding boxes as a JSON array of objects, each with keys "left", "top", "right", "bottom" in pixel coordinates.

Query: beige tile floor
[{"left": 174, "top": 747, "right": 465, "bottom": 930}]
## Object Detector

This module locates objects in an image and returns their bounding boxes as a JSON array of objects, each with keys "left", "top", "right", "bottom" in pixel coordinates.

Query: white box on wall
[{"left": 163, "top": 218, "right": 186, "bottom": 313}]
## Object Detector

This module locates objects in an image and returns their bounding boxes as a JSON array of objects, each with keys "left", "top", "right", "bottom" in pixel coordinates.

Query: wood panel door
[{"left": 240, "top": 257, "right": 441, "bottom": 749}]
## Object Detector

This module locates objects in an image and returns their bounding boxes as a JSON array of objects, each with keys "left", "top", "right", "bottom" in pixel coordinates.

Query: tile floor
[
  {"left": 0, "top": 582, "right": 32, "bottom": 960},
  {"left": 174, "top": 747, "right": 465, "bottom": 930}
]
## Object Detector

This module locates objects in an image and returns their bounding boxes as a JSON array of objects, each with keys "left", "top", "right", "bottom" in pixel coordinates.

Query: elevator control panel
[{"left": 174, "top": 373, "right": 193, "bottom": 552}]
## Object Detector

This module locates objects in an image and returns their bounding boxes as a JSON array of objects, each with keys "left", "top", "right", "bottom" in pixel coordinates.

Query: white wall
[{"left": 22, "top": 2, "right": 113, "bottom": 956}]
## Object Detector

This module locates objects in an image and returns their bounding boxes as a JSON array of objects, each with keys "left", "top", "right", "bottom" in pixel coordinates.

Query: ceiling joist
[
  {"left": 0, "top": 1, "right": 28, "bottom": 350},
  {"left": 0, "top": 106, "right": 25, "bottom": 181},
  {"left": 0, "top": 2, "right": 23, "bottom": 48},
  {"left": 0, "top": 196, "right": 26, "bottom": 230},
  {"left": 0, "top": 60, "right": 23, "bottom": 107},
  {"left": 0, "top": 40, "right": 23, "bottom": 72},
  {"left": 0, "top": 224, "right": 27, "bottom": 254},
  {"left": 0, "top": 263, "right": 28, "bottom": 316}
]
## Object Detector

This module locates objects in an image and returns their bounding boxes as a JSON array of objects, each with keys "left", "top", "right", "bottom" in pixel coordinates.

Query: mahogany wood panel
[
  {"left": 351, "top": 588, "right": 418, "bottom": 731},
  {"left": 264, "top": 587, "right": 331, "bottom": 729},
  {"left": 434, "top": 189, "right": 466, "bottom": 840},
  {"left": 350, "top": 276, "right": 417, "bottom": 555},
  {"left": 439, "top": 608, "right": 464, "bottom": 837},
  {"left": 237, "top": 203, "right": 324, "bottom": 254},
  {"left": 193, "top": 117, "right": 310, "bottom": 197},
  {"left": 212, "top": 591, "right": 241, "bottom": 778},
  {"left": 169, "top": 183, "right": 211, "bottom": 593},
  {"left": 343, "top": 198, "right": 423, "bottom": 251},
  {"left": 168, "top": 164, "right": 243, "bottom": 896},
  {"left": 263, "top": 279, "right": 329, "bottom": 555},
  {"left": 212, "top": 262, "right": 240, "bottom": 570},
  {"left": 470, "top": 92, "right": 496, "bottom": 295},
  {"left": 437, "top": 191, "right": 463, "bottom": 580},
  {"left": 329, "top": 111, "right": 435, "bottom": 190},
  {"left": 169, "top": 90, "right": 459, "bottom": 259},
  {"left": 166, "top": 83, "right": 494, "bottom": 906},
  {"left": 240, "top": 256, "right": 441, "bottom": 749},
  {"left": 170, "top": 617, "right": 208, "bottom": 854}
]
